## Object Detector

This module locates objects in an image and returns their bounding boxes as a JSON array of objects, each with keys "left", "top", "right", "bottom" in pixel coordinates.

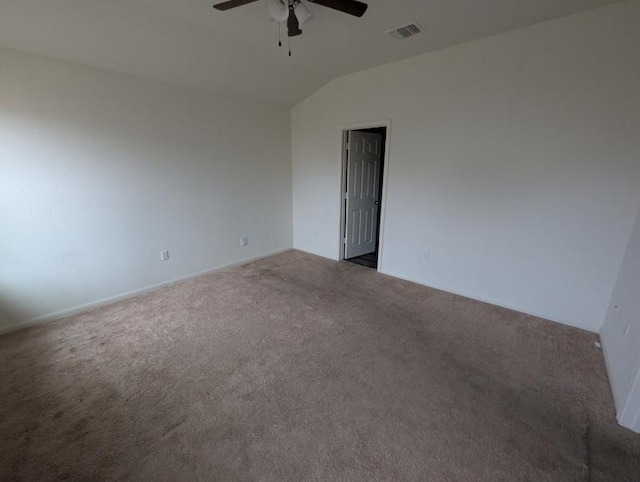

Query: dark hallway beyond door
[{"left": 346, "top": 250, "right": 378, "bottom": 269}]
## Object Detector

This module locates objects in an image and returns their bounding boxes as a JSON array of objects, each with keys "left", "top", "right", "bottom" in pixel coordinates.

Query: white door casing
[{"left": 345, "top": 131, "right": 383, "bottom": 259}]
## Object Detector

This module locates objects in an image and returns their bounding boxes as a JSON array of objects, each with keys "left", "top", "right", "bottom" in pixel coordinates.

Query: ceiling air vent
[{"left": 386, "top": 23, "right": 423, "bottom": 40}]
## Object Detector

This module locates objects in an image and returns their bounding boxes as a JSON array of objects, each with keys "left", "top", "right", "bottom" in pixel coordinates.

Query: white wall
[
  {"left": 292, "top": 1, "right": 640, "bottom": 332},
  {"left": 602, "top": 209, "right": 640, "bottom": 432},
  {"left": 0, "top": 46, "right": 292, "bottom": 332}
]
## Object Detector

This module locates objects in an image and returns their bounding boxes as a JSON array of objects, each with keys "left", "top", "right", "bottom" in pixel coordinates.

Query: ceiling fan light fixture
[
  {"left": 268, "top": 0, "right": 289, "bottom": 23},
  {"left": 295, "top": 1, "right": 314, "bottom": 27}
]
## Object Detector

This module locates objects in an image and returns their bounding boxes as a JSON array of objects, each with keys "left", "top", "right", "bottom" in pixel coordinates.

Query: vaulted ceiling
[{"left": 0, "top": 0, "right": 621, "bottom": 105}]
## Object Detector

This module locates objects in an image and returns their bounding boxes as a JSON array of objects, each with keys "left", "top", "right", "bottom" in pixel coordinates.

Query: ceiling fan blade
[
  {"left": 213, "top": 0, "right": 260, "bottom": 11},
  {"left": 288, "top": 7, "right": 303, "bottom": 37},
  {"left": 308, "top": 0, "right": 368, "bottom": 17}
]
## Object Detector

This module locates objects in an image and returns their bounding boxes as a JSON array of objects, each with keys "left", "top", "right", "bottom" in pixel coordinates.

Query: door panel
[{"left": 345, "top": 131, "right": 383, "bottom": 259}]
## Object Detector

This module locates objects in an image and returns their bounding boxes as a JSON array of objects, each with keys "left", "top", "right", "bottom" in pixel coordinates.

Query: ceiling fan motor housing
[{"left": 214, "top": 0, "right": 368, "bottom": 41}]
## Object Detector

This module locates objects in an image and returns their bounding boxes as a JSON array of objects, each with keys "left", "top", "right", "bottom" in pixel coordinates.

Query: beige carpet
[{"left": 1, "top": 250, "right": 638, "bottom": 481}]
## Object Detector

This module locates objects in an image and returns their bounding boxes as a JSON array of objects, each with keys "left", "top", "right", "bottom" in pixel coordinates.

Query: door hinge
[
  {"left": 345, "top": 141, "right": 350, "bottom": 150},
  {"left": 344, "top": 192, "right": 348, "bottom": 200}
]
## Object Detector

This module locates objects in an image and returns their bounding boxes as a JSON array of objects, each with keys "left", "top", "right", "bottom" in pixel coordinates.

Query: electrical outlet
[
  {"left": 161, "top": 250, "right": 170, "bottom": 261},
  {"left": 424, "top": 250, "right": 430, "bottom": 261},
  {"left": 624, "top": 323, "right": 631, "bottom": 339},
  {"left": 239, "top": 237, "right": 248, "bottom": 247}
]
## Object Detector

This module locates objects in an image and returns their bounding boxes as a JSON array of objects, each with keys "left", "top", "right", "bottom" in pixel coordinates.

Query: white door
[{"left": 345, "top": 131, "right": 383, "bottom": 259}]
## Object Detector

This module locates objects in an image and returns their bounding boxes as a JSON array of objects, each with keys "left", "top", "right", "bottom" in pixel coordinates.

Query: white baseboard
[
  {"left": 292, "top": 246, "right": 598, "bottom": 333},
  {"left": 618, "top": 368, "right": 640, "bottom": 433},
  {"left": 600, "top": 336, "right": 622, "bottom": 410},
  {"left": 0, "top": 248, "right": 292, "bottom": 336},
  {"left": 378, "top": 269, "right": 598, "bottom": 333}
]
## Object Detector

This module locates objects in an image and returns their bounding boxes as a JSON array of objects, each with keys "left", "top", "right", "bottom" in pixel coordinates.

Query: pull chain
[
  {"left": 288, "top": 34, "right": 291, "bottom": 57},
  {"left": 278, "top": 22, "right": 282, "bottom": 47}
]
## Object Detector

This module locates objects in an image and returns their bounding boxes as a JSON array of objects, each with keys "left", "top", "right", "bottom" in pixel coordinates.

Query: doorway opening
[{"left": 341, "top": 126, "right": 388, "bottom": 270}]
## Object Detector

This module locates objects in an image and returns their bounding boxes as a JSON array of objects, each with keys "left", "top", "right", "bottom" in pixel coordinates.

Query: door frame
[{"left": 339, "top": 120, "right": 392, "bottom": 273}]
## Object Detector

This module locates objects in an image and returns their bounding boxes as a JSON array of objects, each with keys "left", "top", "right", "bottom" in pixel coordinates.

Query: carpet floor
[{"left": 0, "top": 250, "right": 638, "bottom": 481}]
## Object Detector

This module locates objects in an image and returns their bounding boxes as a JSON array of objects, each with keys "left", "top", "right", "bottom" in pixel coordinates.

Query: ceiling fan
[{"left": 213, "top": 0, "right": 368, "bottom": 39}]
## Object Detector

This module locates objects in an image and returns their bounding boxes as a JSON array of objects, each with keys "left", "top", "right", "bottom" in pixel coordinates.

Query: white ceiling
[{"left": 0, "top": 0, "right": 621, "bottom": 106}]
